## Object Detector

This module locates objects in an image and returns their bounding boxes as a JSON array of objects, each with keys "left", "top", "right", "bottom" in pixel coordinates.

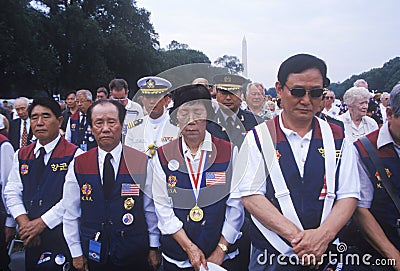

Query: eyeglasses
[
  {"left": 76, "top": 99, "right": 89, "bottom": 104},
  {"left": 284, "top": 84, "right": 324, "bottom": 98},
  {"left": 111, "top": 97, "right": 128, "bottom": 102},
  {"left": 325, "top": 96, "right": 335, "bottom": 100}
]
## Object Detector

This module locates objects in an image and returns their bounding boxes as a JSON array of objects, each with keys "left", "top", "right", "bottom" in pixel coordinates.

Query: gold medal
[
  {"left": 124, "top": 197, "right": 135, "bottom": 210},
  {"left": 189, "top": 205, "right": 204, "bottom": 222}
]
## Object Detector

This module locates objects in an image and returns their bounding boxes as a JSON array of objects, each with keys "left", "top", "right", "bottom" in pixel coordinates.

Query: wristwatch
[{"left": 217, "top": 243, "right": 228, "bottom": 253}]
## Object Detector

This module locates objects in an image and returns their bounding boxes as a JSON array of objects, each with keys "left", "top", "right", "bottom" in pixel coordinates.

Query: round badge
[
  {"left": 55, "top": 254, "right": 66, "bottom": 265},
  {"left": 88, "top": 136, "right": 95, "bottom": 142},
  {"left": 168, "top": 159, "right": 179, "bottom": 171},
  {"left": 189, "top": 205, "right": 204, "bottom": 222},
  {"left": 122, "top": 213, "right": 134, "bottom": 225}
]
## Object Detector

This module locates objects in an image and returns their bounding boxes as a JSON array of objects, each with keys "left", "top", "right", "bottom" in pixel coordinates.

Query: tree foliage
[{"left": 214, "top": 55, "right": 244, "bottom": 74}]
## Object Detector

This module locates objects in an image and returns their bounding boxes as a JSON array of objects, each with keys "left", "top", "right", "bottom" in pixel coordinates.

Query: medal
[
  {"left": 124, "top": 197, "right": 135, "bottom": 210},
  {"left": 189, "top": 205, "right": 204, "bottom": 222}
]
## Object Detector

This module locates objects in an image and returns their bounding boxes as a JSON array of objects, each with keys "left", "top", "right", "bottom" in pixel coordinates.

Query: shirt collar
[
  {"left": 98, "top": 142, "right": 122, "bottom": 165},
  {"left": 149, "top": 109, "right": 167, "bottom": 124},
  {"left": 278, "top": 114, "right": 312, "bottom": 140},
  {"left": 34, "top": 135, "right": 61, "bottom": 156},
  {"left": 181, "top": 131, "right": 213, "bottom": 156},
  {"left": 377, "top": 122, "right": 396, "bottom": 149}
]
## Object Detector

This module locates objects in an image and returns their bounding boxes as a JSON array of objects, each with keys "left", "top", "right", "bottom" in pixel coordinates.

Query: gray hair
[
  {"left": 15, "top": 97, "right": 30, "bottom": 106},
  {"left": 354, "top": 79, "right": 368, "bottom": 88},
  {"left": 246, "top": 82, "right": 265, "bottom": 97},
  {"left": 390, "top": 84, "right": 400, "bottom": 117},
  {"left": 76, "top": 89, "right": 93, "bottom": 101},
  {"left": 343, "top": 87, "right": 371, "bottom": 106},
  {"left": 380, "top": 92, "right": 390, "bottom": 102}
]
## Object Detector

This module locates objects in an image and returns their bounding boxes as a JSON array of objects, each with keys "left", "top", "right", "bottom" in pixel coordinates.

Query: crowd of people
[{"left": 0, "top": 53, "right": 399, "bottom": 271}]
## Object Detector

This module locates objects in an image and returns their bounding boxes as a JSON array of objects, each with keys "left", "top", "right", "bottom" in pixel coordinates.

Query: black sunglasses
[{"left": 284, "top": 84, "right": 324, "bottom": 98}]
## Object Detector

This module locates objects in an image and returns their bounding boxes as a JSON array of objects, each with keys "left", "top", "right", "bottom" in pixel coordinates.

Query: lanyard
[{"left": 185, "top": 150, "right": 206, "bottom": 202}]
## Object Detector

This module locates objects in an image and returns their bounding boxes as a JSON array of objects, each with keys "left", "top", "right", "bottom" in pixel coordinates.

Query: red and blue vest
[
  {"left": 251, "top": 117, "right": 344, "bottom": 251},
  {"left": 354, "top": 130, "right": 400, "bottom": 250},
  {"left": 69, "top": 111, "right": 97, "bottom": 150},
  {"left": 74, "top": 146, "right": 149, "bottom": 265},
  {"left": 157, "top": 136, "right": 233, "bottom": 260}
]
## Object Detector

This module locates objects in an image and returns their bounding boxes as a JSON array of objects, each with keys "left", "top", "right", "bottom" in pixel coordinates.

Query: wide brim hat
[{"left": 137, "top": 76, "right": 172, "bottom": 95}]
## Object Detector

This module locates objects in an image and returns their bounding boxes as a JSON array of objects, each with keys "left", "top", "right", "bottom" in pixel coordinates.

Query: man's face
[
  {"left": 76, "top": 94, "right": 92, "bottom": 114},
  {"left": 30, "top": 105, "right": 62, "bottom": 145},
  {"left": 324, "top": 92, "right": 335, "bottom": 107},
  {"left": 111, "top": 88, "right": 128, "bottom": 106},
  {"left": 177, "top": 102, "right": 207, "bottom": 142},
  {"left": 142, "top": 94, "right": 167, "bottom": 118},
  {"left": 96, "top": 92, "right": 107, "bottom": 101},
  {"left": 91, "top": 103, "right": 122, "bottom": 152},
  {"left": 246, "top": 85, "right": 265, "bottom": 109},
  {"left": 14, "top": 99, "right": 29, "bottom": 120},
  {"left": 382, "top": 94, "right": 390, "bottom": 107},
  {"left": 276, "top": 68, "right": 324, "bottom": 123},
  {"left": 216, "top": 90, "right": 242, "bottom": 113},
  {"left": 388, "top": 108, "right": 400, "bottom": 145},
  {"left": 66, "top": 93, "right": 76, "bottom": 108}
]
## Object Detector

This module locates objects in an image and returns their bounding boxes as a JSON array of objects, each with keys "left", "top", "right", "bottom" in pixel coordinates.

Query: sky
[{"left": 136, "top": 0, "right": 400, "bottom": 89}]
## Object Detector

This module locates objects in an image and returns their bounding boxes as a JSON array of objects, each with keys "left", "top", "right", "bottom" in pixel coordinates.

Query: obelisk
[{"left": 242, "top": 35, "right": 248, "bottom": 77}]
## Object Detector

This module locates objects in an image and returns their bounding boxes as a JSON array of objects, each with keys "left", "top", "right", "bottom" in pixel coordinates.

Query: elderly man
[
  {"left": 245, "top": 82, "right": 273, "bottom": 121},
  {"left": 108, "top": 78, "right": 144, "bottom": 143},
  {"left": 338, "top": 87, "right": 379, "bottom": 142},
  {"left": 9, "top": 97, "right": 34, "bottom": 150},
  {"left": 125, "top": 76, "right": 179, "bottom": 157},
  {"left": 65, "top": 89, "right": 97, "bottom": 151},
  {"left": 353, "top": 83, "right": 400, "bottom": 271},
  {"left": 233, "top": 54, "right": 360, "bottom": 270},
  {"left": 322, "top": 90, "right": 340, "bottom": 119},
  {"left": 5, "top": 98, "right": 82, "bottom": 271},
  {"left": 63, "top": 100, "right": 160, "bottom": 271},
  {"left": 380, "top": 92, "right": 390, "bottom": 124}
]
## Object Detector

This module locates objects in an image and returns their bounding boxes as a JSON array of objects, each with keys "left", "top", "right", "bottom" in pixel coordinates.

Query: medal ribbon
[{"left": 185, "top": 150, "right": 207, "bottom": 202}]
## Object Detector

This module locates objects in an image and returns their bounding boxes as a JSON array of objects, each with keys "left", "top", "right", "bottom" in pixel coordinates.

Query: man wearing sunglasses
[
  {"left": 322, "top": 90, "right": 340, "bottom": 119},
  {"left": 233, "top": 54, "right": 360, "bottom": 270}
]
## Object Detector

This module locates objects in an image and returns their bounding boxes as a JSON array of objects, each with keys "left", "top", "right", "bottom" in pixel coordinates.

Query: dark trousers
[
  {"left": 163, "top": 257, "right": 240, "bottom": 271},
  {"left": 0, "top": 212, "right": 10, "bottom": 271},
  {"left": 88, "top": 256, "right": 149, "bottom": 271}
]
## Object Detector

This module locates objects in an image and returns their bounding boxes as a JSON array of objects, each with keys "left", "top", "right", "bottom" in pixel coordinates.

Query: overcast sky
[{"left": 136, "top": 0, "right": 399, "bottom": 89}]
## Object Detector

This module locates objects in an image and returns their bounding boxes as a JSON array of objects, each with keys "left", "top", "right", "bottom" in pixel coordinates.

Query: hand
[
  {"left": 148, "top": 249, "right": 161, "bottom": 270},
  {"left": 186, "top": 243, "right": 208, "bottom": 271},
  {"left": 73, "top": 255, "right": 89, "bottom": 271},
  {"left": 4, "top": 226, "right": 16, "bottom": 244},
  {"left": 207, "top": 245, "right": 225, "bottom": 266},
  {"left": 291, "top": 228, "right": 331, "bottom": 267},
  {"left": 25, "top": 235, "right": 41, "bottom": 248},
  {"left": 19, "top": 217, "right": 47, "bottom": 245}
]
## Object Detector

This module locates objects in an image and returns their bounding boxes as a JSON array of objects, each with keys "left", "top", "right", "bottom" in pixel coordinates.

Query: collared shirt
[
  {"left": 338, "top": 111, "right": 379, "bottom": 142},
  {"left": 152, "top": 131, "right": 242, "bottom": 267},
  {"left": 4, "top": 135, "right": 83, "bottom": 229},
  {"left": 62, "top": 143, "right": 159, "bottom": 258},
  {"left": 65, "top": 112, "right": 86, "bottom": 142},
  {"left": 0, "top": 140, "right": 15, "bottom": 227},
  {"left": 357, "top": 122, "right": 400, "bottom": 208},
  {"left": 232, "top": 115, "right": 360, "bottom": 202},
  {"left": 322, "top": 105, "right": 340, "bottom": 119}
]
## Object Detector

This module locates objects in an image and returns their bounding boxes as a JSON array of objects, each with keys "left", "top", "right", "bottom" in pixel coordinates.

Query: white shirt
[
  {"left": 4, "top": 135, "right": 83, "bottom": 229},
  {"left": 62, "top": 143, "right": 160, "bottom": 258},
  {"left": 338, "top": 111, "right": 379, "bottom": 142},
  {"left": 65, "top": 112, "right": 86, "bottom": 142},
  {"left": 380, "top": 103, "right": 387, "bottom": 124},
  {"left": 357, "top": 122, "right": 400, "bottom": 208},
  {"left": 152, "top": 131, "right": 243, "bottom": 268},
  {"left": 123, "top": 100, "right": 144, "bottom": 137},
  {"left": 232, "top": 115, "right": 360, "bottom": 202},
  {"left": 0, "top": 140, "right": 15, "bottom": 227},
  {"left": 322, "top": 105, "right": 340, "bottom": 119}
]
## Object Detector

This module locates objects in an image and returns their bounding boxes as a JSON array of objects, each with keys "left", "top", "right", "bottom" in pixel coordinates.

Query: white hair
[
  {"left": 353, "top": 79, "right": 368, "bottom": 88},
  {"left": 380, "top": 92, "right": 390, "bottom": 102},
  {"left": 343, "top": 87, "right": 371, "bottom": 106},
  {"left": 76, "top": 89, "right": 93, "bottom": 101}
]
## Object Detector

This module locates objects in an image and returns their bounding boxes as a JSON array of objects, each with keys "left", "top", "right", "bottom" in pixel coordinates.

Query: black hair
[
  {"left": 28, "top": 98, "right": 62, "bottom": 118},
  {"left": 87, "top": 99, "right": 126, "bottom": 126},
  {"left": 109, "top": 78, "right": 128, "bottom": 91},
  {"left": 277, "top": 54, "right": 330, "bottom": 88},
  {"left": 169, "top": 84, "right": 215, "bottom": 125},
  {"left": 96, "top": 87, "right": 109, "bottom": 97},
  {"left": 65, "top": 90, "right": 77, "bottom": 99}
]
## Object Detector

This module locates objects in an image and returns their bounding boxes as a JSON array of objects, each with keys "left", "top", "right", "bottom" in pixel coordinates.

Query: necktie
[
  {"left": 226, "top": 116, "right": 234, "bottom": 132},
  {"left": 21, "top": 120, "right": 28, "bottom": 147},
  {"left": 103, "top": 153, "right": 115, "bottom": 199},
  {"left": 35, "top": 147, "right": 46, "bottom": 186},
  {"left": 78, "top": 114, "right": 86, "bottom": 141}
]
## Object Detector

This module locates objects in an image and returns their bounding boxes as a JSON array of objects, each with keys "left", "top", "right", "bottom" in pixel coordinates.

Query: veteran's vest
[
  {"left": 251, "top": 117, "right": 344, "bottom": 251},
  {"left": 69, "top": 111, "right": 97, "bottom": 150},
  {"left": 74, "top": 146, "right": 149, "bottom": 266},
  {"left": 157, "top": 136, "right": 233, "bottom": 261},
  {"left": 18, "top": 137, "right": 78, "bottom": 219},
  {"left": 355, "top": 130, "right": 400, "bottom": 250}
]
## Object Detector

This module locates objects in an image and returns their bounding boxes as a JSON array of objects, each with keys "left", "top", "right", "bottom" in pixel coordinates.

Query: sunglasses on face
[
  {"left": 325, "top": 96, "right": 335, "bottom": 100},
  {"left": 284, "top": 84, "right": 324, "bottom": 98}
]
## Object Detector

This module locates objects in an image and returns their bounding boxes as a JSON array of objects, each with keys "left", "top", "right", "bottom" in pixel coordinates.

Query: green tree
[{"left": 214, "top": 55, "right": 244, "bottom": 74}]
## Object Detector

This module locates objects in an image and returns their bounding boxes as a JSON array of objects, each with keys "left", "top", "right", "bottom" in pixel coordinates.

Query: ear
[
  {"left": 275, "top": 81, "right": 283, "bottom": 97},
  {"left": 386, "top": 107, "right": 393, "bottom": 122}
]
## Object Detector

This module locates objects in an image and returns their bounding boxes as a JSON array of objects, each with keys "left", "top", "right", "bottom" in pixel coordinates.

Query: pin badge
[
  {"left": 124, "top": 197, "right": 135, "bottom": 210},
  {"left": 55, "top": 254, "right": 66, "bottom": 265},
  {"left": 122, "top": 213, "right": 134, "bottom": 225},
  {"left": 168, "top": 160, "right": 179, "bottom": 171}
]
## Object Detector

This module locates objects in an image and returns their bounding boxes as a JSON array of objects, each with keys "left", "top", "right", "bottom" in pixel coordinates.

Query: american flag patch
[
  {"left": 319, "top": 175, "right": 327, "bottom": 200},
  {"left": 206, "top": 172, "right": 226, "bottom": 186},
  {"left": 121, "top": 183, "right": 140, "bottom": 196}
]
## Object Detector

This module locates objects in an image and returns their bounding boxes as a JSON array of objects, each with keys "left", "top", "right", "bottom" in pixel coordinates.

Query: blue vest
[
  {"left": 251, "top": 117, "right": 344, "bottom": 251},
  {"left": 157, "top": 136, "right": 233, "bottom": 260},
  {"left": 354, "top": 130, "right": 400, "bottom": 250},
  {"left": 19, "top": 137, "right": 78, "bottom": 219},
  {"left": 74, "top": 146, "right": 149, "bottom": 266},
  {"left": 69, "top": 111, "right": 97, "bottom": 150}
]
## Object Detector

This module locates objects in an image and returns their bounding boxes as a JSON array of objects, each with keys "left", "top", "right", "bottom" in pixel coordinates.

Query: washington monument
[{"left": 242, "top": 35, "right": 248, "bottom": 77}]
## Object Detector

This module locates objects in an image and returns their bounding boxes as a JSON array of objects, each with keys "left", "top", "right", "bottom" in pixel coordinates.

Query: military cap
[
  {"left": 137, "top": 76, "right": 172, "bottom": 95},
  {"left": 213, "top": 74, "right": 247, "bottom": 92}
]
